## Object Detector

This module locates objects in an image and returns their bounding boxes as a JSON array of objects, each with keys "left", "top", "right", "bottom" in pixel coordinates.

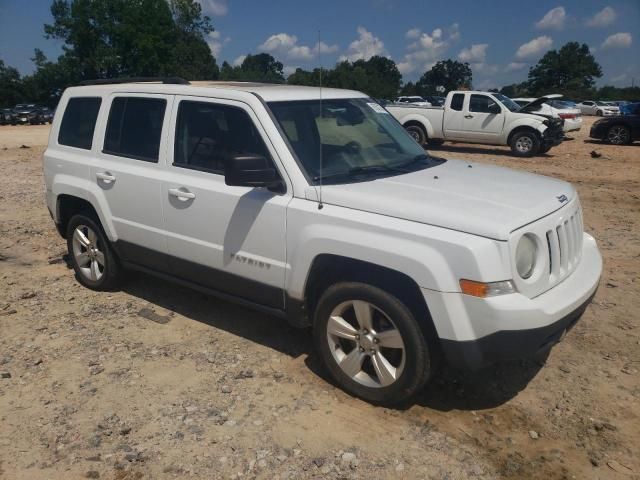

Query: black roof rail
[{"left": 78, "top": 77, "right": 190, "bottom": 86}]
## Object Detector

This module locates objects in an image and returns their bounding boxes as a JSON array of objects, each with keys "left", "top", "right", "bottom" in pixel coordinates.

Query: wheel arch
[
  {"left": 301, "top": 254, "right": 440, "bottom": 346},
  {"left": 507, "top": 125, "right": 542, "bottom": 146},
  {"left": 56, "top": 194, "right": 109, "bottom": 240}
]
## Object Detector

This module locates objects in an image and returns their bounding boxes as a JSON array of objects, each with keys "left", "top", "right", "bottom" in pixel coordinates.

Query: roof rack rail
[{"left": 78, "top": 77, "right": 190, "bottom": 86}]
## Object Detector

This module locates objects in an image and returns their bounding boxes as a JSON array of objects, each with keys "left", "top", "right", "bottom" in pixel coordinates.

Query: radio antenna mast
[{"left": 317, "top": 29, "right": 324, "bottom": 210}]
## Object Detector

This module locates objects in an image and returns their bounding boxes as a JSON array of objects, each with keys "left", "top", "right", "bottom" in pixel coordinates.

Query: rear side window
[
  {"left": 450, "top": 94, "right": 464, "bottom": 111},
  {"left": 58, "top": 97, "right": 102, "bottom": 150},
  {"left": 174, "top": 100, "right": 271, "bottom": 174},
  {"left": 104, "top": 97, "right": 166, "bottom": 162}
]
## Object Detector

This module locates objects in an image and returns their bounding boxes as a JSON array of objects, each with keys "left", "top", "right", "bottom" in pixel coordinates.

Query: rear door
[
  {"left": 160, "top": 96, "right": 289, "bottom": 309},
  {"left": 91, "top": 93, "right": 173, "bottom": 269},
  {"left": 442, "top": 93, "right": 466, "bottom": 139},
  {"left": 460, "top": 94, "right": 505, "bottom": 143}
]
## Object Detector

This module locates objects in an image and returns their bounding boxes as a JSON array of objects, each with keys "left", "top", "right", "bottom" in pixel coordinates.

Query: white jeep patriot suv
[{"left": 43, "top": 79, "right": 602, "bottom": 405}]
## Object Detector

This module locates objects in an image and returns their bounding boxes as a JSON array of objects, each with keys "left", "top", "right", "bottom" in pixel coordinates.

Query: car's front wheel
[
  {"left": 314, "top": 282, "right": 432, "bottom": 405},
  {"left": 606, "top": 125, "right": 631, "bottom": 145},
  {"left": 66, "top": 214, "right": 122, "bottom": 290},
  {"left": 596, "top": 110, "right": 603, "bottom": 116},
  {"left": 509, "top": 130, "right": 540, "bottom": 157}
]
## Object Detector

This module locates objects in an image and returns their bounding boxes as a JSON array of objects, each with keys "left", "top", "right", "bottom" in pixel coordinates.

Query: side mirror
[
  {"left": 224, "top": 154, "right": 283, "bottom": 190},
  {"left": 488, "top": 103, "right": 501, "bottom": 114}
]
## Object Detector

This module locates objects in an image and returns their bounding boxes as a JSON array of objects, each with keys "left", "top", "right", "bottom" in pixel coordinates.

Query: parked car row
[{"left": 0, "top": 104, "right": 55, "bottom": 125}]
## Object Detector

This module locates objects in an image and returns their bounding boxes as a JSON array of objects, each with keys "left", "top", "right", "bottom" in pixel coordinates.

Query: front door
[
  {"left": 160, "top": 96, "right": 290, "bottom": 309},
  {"left": 461, "top": 94, "right": 505, "bottom": 143}
]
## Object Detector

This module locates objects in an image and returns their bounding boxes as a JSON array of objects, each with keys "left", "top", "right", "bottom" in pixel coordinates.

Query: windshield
[
  {"left": 493, "top": 94, "right": 521, "bottom": 112},
  {"left": 268, "top": 98, "right": 443, "bottom": 184}
]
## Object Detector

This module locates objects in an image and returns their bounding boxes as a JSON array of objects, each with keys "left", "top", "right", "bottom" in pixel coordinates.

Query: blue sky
[{"left": 1, "top": 0, "right": 638, "bottom": 89}]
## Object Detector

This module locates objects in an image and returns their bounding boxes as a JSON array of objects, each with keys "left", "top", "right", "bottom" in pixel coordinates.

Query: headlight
[{"left": 516, "top": 234, "right": 538, "bottom": 279}]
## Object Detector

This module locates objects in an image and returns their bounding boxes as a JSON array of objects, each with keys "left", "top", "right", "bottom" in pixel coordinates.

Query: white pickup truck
[{"left": 387, "top": 91, "right": 565, "bottom": 157}]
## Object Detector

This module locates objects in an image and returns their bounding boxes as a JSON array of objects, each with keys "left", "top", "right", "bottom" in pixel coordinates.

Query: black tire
[
  {"left": 404, "top": 124, "right": 427, "bottom": 146},
  {"left": 596, "top": 110, "right": 603, "bottom": 116},
  {"left": 606, "top": 125, "right": 631, "bottom": 145},
  {"left": 313, "top": 282, "right": 432, "bottom": 406},
  {"left": 426, "top": 138, "right": 445, "bottom": 147},
  {"left": 509, "top": 130, "right": 540, "bottom": 157},
  {"left": 66, "top": 214, "right": 122, "bottom": 291}
]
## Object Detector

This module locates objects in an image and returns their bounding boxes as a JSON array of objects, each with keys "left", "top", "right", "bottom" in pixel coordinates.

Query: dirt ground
[{"left": 0, "top": 117, "right": 639, "bottom": 480}]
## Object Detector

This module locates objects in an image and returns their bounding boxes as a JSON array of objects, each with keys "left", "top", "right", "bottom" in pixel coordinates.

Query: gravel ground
[{"left": 0, "top": 118, "right": 639, "bottom": 480}]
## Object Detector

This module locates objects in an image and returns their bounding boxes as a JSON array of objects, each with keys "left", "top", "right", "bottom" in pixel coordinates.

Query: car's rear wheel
[
  {"left": 509, "top": 130, "right": 540, "bottom": 157},
  {"left": 66, "top": 214, "right": 122, "bottom": 291},
  {"left": 606, "top": 125, "right": 631, "bottom": 145},
  {"left": 404, "top": 124, "right": 426, "bottom": 145},
  {"left": 314, "top": 282, "right": 431, "bottom": 405}
]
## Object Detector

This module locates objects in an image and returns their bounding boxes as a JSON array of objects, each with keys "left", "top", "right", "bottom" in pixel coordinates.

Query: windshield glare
[
  {"left": 493, "top": 94, "right": 521, "bottom": 112},
  {"left": 268, "top": 98, "right": 437, "bottom": 184}
]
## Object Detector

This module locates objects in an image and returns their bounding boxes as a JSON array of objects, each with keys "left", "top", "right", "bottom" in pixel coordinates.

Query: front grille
[{"left": 545, "top": 208, "right": 583, "bottom": 281}]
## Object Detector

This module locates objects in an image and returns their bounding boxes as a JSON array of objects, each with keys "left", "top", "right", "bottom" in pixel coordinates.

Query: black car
[
  {"left": 40, "top": 107, "right": 55, "bottom": 124},
  {"left": 12, "top": 103, "right": 47, "bottom": 125},
  {"left": 0, "top": 108, "right": 15, "bottom": 125},
  {"left": 424, "top": 95, "right": 445, "bottom": 107},
  {"left": 589, "top": 103, "right": 640, "bottom": 145}
]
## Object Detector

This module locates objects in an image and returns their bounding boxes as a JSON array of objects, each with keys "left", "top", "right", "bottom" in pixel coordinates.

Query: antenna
[{"left": 317, "top": 29, "right": 324, "bottom": 210}]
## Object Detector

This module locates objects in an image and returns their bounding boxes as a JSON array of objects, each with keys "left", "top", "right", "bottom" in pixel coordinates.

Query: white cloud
[
  {"left": 601, "top": 32, "right": 632, "bottom": 49},
  {"left": 458, "top": 44, "right": 488, "bottom": 63},
  {"left": 206, "top": 30, "right": 229, "bottom": 57},
  {"left": 586, "top": 6, "right": 616, "bottom": 27},
  {"left": 259, "top": 33, "right": 298, "bottom": 53},
  {"left": 283, "top": 65, "right": 298, "bottom": 77},
  {"left": 338, "top": 27, "right": 387, "bottom": 62},
  {"left": 232, "top": 55, "right": 246, "bottom": 67},
  {"left": 506, "top": 62, "right": 527, "bottom": 72},
  {"left": 515, "top": 36, "right": 553, "bottom": 59},
  {"left": 196, "top": 0, "right": 228, "bottom": 16},
  {"left": 397, "top": 24, "right": 460, "bottom": 74},
  {"left": 405, "top": 28, "right": 421, "bottom": 39},
  {"left": 258, "top": 33, "right": 338, "bottom": 61},
  {"left": 535, "top": 6, "right": 566, "bottom": 30},
  {"left": 472, "top": 63, "right": 499, "bottom": 76}
]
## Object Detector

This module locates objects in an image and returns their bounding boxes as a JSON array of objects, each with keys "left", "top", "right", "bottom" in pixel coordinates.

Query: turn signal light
[{"left": 459, "top": 279, "right": 516, "bottom": 298}]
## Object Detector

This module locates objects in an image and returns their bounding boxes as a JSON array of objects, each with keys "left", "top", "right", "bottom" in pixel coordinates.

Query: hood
[
  {"left": 306, "top": 160, "right": 574, "bottom": 240},
  {"left": 518, "top": 94, "right": 562, "bottom": 113}
]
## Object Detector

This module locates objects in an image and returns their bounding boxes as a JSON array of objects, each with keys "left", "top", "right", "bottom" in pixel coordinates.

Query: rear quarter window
[
  {"left": 58, "top": 97, "right": 102, "bottom": 150},
  {"left": 450, "top": 94, "right": 464, "bottom": 111}
]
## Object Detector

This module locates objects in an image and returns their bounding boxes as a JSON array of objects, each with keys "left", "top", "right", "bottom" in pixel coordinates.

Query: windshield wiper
[
  {"left": 313, "top": 164, "right": 406, "bottom": 182},
  {"left": 393, "top": 153, "right": 439, "bottom": 170}
]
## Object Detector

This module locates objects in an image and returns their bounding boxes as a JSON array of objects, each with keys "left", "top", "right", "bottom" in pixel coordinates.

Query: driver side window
[
  {"left": 173, "top": 100, "right": 272, "bottom": 174},
  {"left": 469, "top": 95, "right": 499, "bottom": 113}
]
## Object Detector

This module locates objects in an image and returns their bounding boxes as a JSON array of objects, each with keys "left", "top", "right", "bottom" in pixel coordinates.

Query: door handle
[
  {"left": 96, "top": 171, "right": 116, "bottom": 183},
  {"left": 464, "top": 114, "right": 474, "bottom": 119},
  {"left": 168, "top": 187, "right": 196, "bottom": 201}
]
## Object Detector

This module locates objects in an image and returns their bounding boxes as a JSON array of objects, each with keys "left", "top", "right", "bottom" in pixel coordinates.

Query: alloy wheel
[
  {"left": 607, "top": 126, "right": 629, "bottom": 145},
  {"left": 326, "top": 300, "right": 406, "bottom": 388},
  {"left": 72, "top": 224, "right": 105, "bottom": 281}
]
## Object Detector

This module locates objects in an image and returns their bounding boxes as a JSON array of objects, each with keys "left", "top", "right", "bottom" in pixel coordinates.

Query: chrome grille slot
[{"left": 512, "top": 198, "right": 584, "bottom": 298}]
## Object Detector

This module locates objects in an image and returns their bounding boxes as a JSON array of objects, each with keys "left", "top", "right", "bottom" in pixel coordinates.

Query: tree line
[{"left": 1, "top": 0, "right": 638, "bottom": 108}]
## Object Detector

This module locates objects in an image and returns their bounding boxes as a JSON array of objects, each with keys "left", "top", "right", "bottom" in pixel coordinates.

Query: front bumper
[
  {"left": 589, "top": 123, "right": 608, "bottom": 140},
  {"left": 424, "top": 233, "right": 602, "bottom": 370},
  {"left": 542, "top": 126, "right": 564, "bottom": 147}
]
